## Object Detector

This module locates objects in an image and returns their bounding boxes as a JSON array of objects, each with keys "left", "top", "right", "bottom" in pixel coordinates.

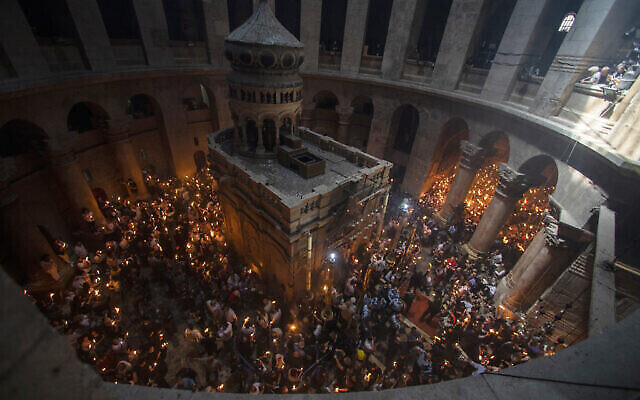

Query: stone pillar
[
  {"left": 256, "top": 121, "right": 265, "bottom": 154},
  {"left": 108, "top": 117, "right": 148, "bottom": 198},
  {"left": 495, "top": 214, "right": 574, "bottom": 314},
  {"left": 464, "top": 163, "right": 534, "bottom": 258},
  {"left": 51, "top": 149, "right": 104, "bottom": 224},
  {"left": 336, "top": 106, "right": 354, "bottom": 144},
  {"left": 340, "top": 0, "right": 370, "bottom": 74},
  {"left": 481, "top": 0, "right": 551, "bottom": 102},
  {"left": 300, "top": 103, "right": 315, "bottom": 129},
  {"left": 435, "top": 141, "right": 485, "bottom": 225},
  {"left": 431, "top": 0, "right": 487, "bottom": 91},
  {"left": 0, "top": 0, "right": 49, "bottom": 78},
  {"left": 131, "top": 0, "right": 175, "bottom": 66},
  {"left": 530, "top": 0, "right": 639, "bottom": 117},
  {"left": 364, "top": 98, "right": 395, "bottom": 158},
  {"left": 589, "top": 206, "right": 616, "bottom": 336},
  {"left": 381, "top": 0, "right": 419, "bottom": 80},
  {"left": 300, "top": 0, "right": 322, "bottom": 72},
  {"left": 202, "top": 0, "right": 230, "bottom": 67},
  {"left": 65, "top": 0, "right": 117, "bottom": 71},
  {"left": 232, "top": 118, "right": 241, "bottom": 151}
]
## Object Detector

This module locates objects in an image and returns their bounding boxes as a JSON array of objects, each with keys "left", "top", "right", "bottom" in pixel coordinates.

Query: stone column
[
  {"left": 381, "top": 0, "right": 419, "bottom": 80},
  {"left": 431, "top": 0, "right": 487, "bottom": 91},
  {"left": 340, "top": 0, "right": 370, "bottom": 74},
  {"left": 530, "top": 0, "right": 639, "bottom": 117},
  {"left": 131, "top": 0, "right": 175, "bottom": 66},
  {"left": 365, "top": 98, "right": 395, "bottom": 158},
  {"left": 256, "top": 121, "right": 265, "bottom": 154},
  {"left": 464, "top": 163, "right": 534, "bottom": 258},
  {"left": 495, "top": 214, "right": 574, "bottom": 314},
  {"left": 232, "top": 117, "right": 241, "bottom": 151},
  {"left": 300, "top": 0, "right": 322, "bottom": 72},
  {"left": 481, "top": 0, "right": 551, "bottom": 102},
  {"left": 202, "top": 0, "right": 230, "bottom": 67},
  {"left": 435, "top": 141, "right": 485, "bottom": 225},
  {"left": 65, "top": 0, "right": 116, "bottom": 71},
  {"left": 51, "top": 149, "right": 104, "bottom": 224},
  {"left": 0, "top": 0, "right": 49, "bottom": 78},
  {"left": 336, "top": 106, "right": 354, "bottom": 144},
  {"left": 108, "top": 116, "right": 148, "bottom": 198}
]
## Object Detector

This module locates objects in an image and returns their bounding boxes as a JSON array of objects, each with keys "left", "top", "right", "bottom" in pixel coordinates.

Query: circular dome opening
[
  {"left": 259, "top": 51, "right": 276, "bottom": 68},
  {"left": 281, "top": 52, "right": 295, "bottom": 68}
]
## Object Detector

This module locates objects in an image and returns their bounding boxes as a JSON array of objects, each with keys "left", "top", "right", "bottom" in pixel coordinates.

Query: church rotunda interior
[{"left": 1, "top": 0, "right": 640, "bottom": 399}]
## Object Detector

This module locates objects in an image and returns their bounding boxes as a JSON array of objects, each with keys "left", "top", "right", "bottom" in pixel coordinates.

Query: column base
[
  {"left": 462, "top": 243, "right": 484, "bottom": 261},
  {"left": 433, "top": 211, "right": 448, "bottom": 228}
]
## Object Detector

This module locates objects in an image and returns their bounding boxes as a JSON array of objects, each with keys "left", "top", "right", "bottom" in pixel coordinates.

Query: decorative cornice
[
  {"left": 459, "top": 140, "right": 485, "bottom": 170},
  {"left": 496, "top": 163, "right": 535, "bottom": 198},
  {"left": 542, "top": 213, "right": 567, "bottom": 248}
]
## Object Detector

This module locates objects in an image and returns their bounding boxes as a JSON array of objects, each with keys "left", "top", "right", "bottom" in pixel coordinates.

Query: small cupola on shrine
[{"left": 224, "top": 0, "right": 304, "bottom": 158}]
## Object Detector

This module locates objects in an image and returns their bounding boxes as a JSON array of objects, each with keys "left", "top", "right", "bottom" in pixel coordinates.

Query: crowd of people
[{"left": 27, "top": 164, "right": 562, "bottom": 393}]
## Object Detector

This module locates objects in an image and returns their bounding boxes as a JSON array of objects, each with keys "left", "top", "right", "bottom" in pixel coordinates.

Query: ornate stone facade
[{"left": 495, "top": 163, "right": 535, "bottom": 198}]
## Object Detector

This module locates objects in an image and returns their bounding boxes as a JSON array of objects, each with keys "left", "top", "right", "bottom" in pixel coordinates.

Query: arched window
[{"left": 558, "top": 13, "right": 576, "bottom": 32}]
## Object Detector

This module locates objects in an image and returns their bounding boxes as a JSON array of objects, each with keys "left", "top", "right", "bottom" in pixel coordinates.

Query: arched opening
[
  {"left": 126, "top": 94, "right": 172, "bottom": 177},
  {"left": 246, "top": 119, "right": 258, "bottom": 150},
  {"left": 183, "top": 83, "right": 220, "bottom": 131},
  {"left": 388, "top": 105, "right": 419, "bottom": 155},
  {"left": 262, "top": 119, "right": 277, "bottom": 152},
  {"left": 312, "top": 91, "right": 339, "bottom": 137},
  {"left": 464, "top": 131, "right": 511, "bottom": 223},
  {"left": 0, "top": 119, "right": 49, "bottom": 178},
  {"left": 407, "top": 0, "right": 453, "bottom": 63},
  {"left": 127, "top": 94, "right": 156, "bottom": 119},
  {"left": 468, "top": 0, "right": 517, "bottom": 69},
  {"left": 363, "top": 0, "right": 393, "bottom": 57},
  {"left": 227, "top": 0, "right": 253, "bottom": 31},
  {"left": 67, "top": 102, "right": 110, "bottom": 133},
  {"left": 348, "top": 96, "right": 373, "bottom": 150},
  {"left": 319, "top": 0, "right": 347, "bottom": 68},
  {"left": 501, "top": 155, "right": 558, "bottom": 255},
  {"left": 419, "top": 118, "right": 469, "bottom": 211},
  {"left": 275, "top": 0, "right": 301, "bottom": 39}
]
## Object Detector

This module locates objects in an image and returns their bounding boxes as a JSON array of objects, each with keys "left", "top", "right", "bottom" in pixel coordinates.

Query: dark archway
[
  {"left": 127, "top": 94, "right": 156, "bottom": 119},
  {"left": 518, "top": 155, "right": 559, "bottom": 191},
  {"left": 423, "top": 118, "right": 469, "bottom": 191},
  {"left": 389, "top": 105, "right": 419, "bottom": 155},
  {"left": 183, "top": 83, "right": 220, "bottom": 131},
  {"left": 126, "top": 94, "right": 172, "bottom": 176},
  {"left": 67, "top": 102, "right": 110, "bottom": 133},
  {"left": 312, "top": 91, "right": 339, "bottom": 137},
  {"left": 348, "top": 96, "right": 373, "bottom": 150},
  {"left": 0, "top": 119, "right": 48, "bottom": 158}
]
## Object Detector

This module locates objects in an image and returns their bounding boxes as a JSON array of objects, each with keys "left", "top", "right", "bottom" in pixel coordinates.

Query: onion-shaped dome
[{"left": 224, "top": 0, "right": 304, "bottom": 73}]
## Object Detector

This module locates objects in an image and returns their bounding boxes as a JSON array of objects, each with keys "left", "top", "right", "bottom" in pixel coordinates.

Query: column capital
[
  {"left": 496, "top": 163, "right": 535, "bottom": 198},
  {"left": 542, "top": 213, "right": 567, "bottom": 248},
  {"left": 336, "top": 105, "right": 354, "bottom": 124},
  {"left": 107, "top": 115, "right": 133, "bottom": 142},
  {"left": 48, "top": 131, "right": 78, "bottom": 156},
  {"left": 459, "top": 140, "right": 486, "bottom": 170}
]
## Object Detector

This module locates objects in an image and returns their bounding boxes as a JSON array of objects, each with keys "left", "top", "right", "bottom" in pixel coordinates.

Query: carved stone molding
[
  {"left": 459, "top": 140, "right": 485, "bottom": 170},
  {"left": 496, "top": 163, "right": 535, "bottom": 198},
  {"left": 542, "top": 213, "right": 567, "bottom": 248}
]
